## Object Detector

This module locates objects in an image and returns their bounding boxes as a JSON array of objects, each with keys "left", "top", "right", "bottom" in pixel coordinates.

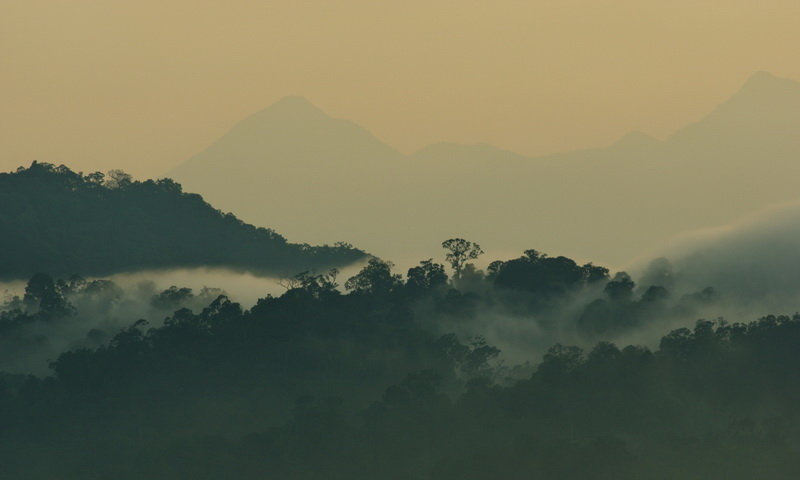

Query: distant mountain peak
[
  {"left": 740, "top": 70, "right": 793, "bottom": 90},
  {"left": 279, "top": 94, "right": 310, "bottom": 102},
  {"left": 729, "top": 71, "right": 800, "bottom": 103},
  {"left": 729, "top": 71, "right": 800, "bottom": 104},
  {"left": 170, "top": 92, "right": 401, "bottom": 184},
  {"left": 254, "top": 95, "right": 329, "bottom": 120},
  {"left": 667, "top": 71, "right": 800, "bottom": 145}
]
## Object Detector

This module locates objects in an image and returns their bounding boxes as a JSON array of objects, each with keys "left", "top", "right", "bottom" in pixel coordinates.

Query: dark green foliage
[
  {"left": 0, "top": 162, "right": 365, "bottom": 278},
  {"left": 1, "top": 244, "right": 798, "bottom": 478},
  {"left": 604, "top": 271, "right": 635, "bottom": 301},
  {"left": 344, "top": 258, "right": 402, "bottom": 295},
  {"left": 222, "top": 316, "right": 800, "bottom": 480},
  {"left": 406, "top": 259, "right": 448, "bottom": 293},
  {"left": 493, "top": 250, "right": 605, "bottom": 296},
  {"left": 7, "top": 312, "right": 799, "bottom": 479},
  {"left": 150, "top": 285, "right": 195, "bottom": 310}
]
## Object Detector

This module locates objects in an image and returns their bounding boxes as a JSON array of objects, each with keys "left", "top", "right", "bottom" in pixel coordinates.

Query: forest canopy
[
  {"left": 0, "top": 162, "right": 365, "bottom": 279},
  {"left": 0, "top": 241, "right": 797, "bottom": 479}
]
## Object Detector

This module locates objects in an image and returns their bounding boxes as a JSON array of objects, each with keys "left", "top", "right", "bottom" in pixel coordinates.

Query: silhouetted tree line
[
  {"left": 0, "top": 162, "right": 365, "bottom": 278},
  {"left": 0, "top": 240, "right": 796, "bottom": 478}
]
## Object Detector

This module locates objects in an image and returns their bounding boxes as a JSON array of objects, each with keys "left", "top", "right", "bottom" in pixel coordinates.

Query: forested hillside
[
  {"left": 1, "top": 243, "right": 797, "bottom": 479},
  {"left": 0, "top": 162, "right": 364, "bottom": 278}
]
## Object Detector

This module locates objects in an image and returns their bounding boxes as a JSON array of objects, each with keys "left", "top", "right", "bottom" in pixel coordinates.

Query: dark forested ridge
[
  {"left": 0, "top": 162, "right": 365, "bottom": 278},
  {"left": 2, "top": 241, "right": 800, "bottom": 479}
]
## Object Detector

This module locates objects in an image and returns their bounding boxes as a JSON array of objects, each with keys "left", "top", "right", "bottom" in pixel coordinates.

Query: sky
[{"left": 2, "top": 0, "right": 799, "bottom": 178}]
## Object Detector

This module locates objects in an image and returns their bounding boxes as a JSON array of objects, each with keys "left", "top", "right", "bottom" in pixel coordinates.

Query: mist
[
  {"left": 628, "top": 201, "right": 800, "bottom": 316},
  {"left": 9, "top": 192, "right": 800, "bottom": 383},
  {"left": 5, "top": 3, "right": 800, "bottom": 475},
  {"left": 9, "top": 191, "right": 800, "bottom": 378},
  {"left": 0, "top": 261, "right": 381, "bottom": 375},
  {"left": 4, "top": 211, "right": 800, "bottom": 478}
]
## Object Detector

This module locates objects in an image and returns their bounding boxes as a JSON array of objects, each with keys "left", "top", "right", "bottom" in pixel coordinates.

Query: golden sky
[{"left": 1, "top": 0, "right": 798, "bottom": 177}]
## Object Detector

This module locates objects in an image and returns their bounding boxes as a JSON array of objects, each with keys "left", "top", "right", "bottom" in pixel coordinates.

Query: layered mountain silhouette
[
  {"left": 0, "top": 162, "right": 365, "bottom": 279},
  {"left": 669, "top": 71, "right": 800, "bottom": 152},
  {"left": 170, "top": 96, "right": 404, "bottom": 247},
  {"left": 170, "top": 72, "right": 800, "bottom": 266},
  {"left": 172, "top": 96, "right": 401, "bottom": 177}
]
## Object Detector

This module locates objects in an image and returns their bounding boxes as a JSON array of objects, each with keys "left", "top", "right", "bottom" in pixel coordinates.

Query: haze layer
[{"left": 172, "top": 72, "right": 800, "bottom": 266}]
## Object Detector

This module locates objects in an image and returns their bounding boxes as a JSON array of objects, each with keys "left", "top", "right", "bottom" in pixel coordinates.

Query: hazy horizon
[
  {"left": 158, "top": 69, "right": 800, "bottom": 270},
  {"left": 3, "top": 68, "right": 799, "bottom": 271},
  {"left": 4, "top": 1, "right": 800, "bottom": 179}
]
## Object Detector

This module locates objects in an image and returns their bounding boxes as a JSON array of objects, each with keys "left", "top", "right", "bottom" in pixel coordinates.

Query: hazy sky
[{"left": 2, "top": 0, "right": 799, "bottom": 178}]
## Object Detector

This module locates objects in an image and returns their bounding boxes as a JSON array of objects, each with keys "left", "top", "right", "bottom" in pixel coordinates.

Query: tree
[
  {"left": 23, "top": 273, "right": 72, "bottom": 317},
  {"left": 604, "top": 272, "right": 635, "bottom": 302},
  {"left": 345, "top": 258, "right": 401, "bottom": 295},
  {"left": 582, "top": 263, "right": 610, "bottom": 283},
  {"left": 406, "top": 259, "right": 448, "bottom": 292},
  {"left": 151, "top": 285, "right": 195, "bottom": 310},
  {"left": 441, "top": 238, "right": 483, "bottom": 280},
  {"left": 494, "top": 253, "right": 586, "bottom": 296},
  {"left": 486, "top": 260, "right": 504, "bottom": 280},
  {"left": 280, "top": 269, "right": 340, "bottom": 299},
  {"left": 105, "top": 169, "right": 133, "bottom": 189},
  {"left": 641, "top": 285, "right": 669, "bottom": 303}
]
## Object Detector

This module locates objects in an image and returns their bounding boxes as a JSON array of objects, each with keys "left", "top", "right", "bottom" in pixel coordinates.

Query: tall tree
[{"left": 441, "top": 238, "right": 483, "bottom": 280}]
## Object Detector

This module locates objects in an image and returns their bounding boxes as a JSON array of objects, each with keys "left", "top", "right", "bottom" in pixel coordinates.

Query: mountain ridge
[
  {"left": 168, "top": 71, "right": 800, "bottom": 266},
  {"left": 0, "top": 162, "right": 366, "bottom": 279},
  {"left": 170, "top": 71, "right": 799, "bottom": 171}
]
